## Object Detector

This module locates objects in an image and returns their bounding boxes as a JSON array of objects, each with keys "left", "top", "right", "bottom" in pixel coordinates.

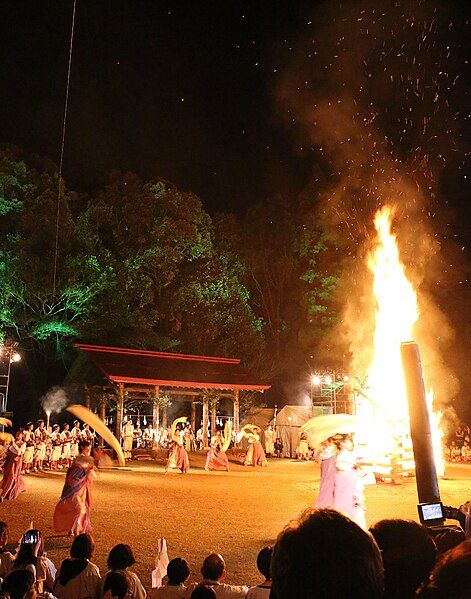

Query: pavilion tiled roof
[{"left": 74, "top": 344, "right": 270, "bottom": 392}]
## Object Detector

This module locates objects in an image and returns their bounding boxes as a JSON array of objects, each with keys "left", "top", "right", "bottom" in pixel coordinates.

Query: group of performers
[
  {"left": 0, "top": 420, "right": 95, "bottom": 476},
  {"left": 0, "top": 410, "right": 369, "bottom": 542},
  {"left": 121, "top": 419, "right": 233, "bottom": 457},
  {"left": 165, "top": 419, "right": 233, "bottom": 473}
]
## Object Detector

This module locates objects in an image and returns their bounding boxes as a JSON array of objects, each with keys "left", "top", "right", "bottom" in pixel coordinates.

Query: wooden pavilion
[{"left": 74, "top": 344, "right": 270, "bottom": 448}]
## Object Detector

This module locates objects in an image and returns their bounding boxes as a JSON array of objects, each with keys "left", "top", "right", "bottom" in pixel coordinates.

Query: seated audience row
[{"left": 1, "top": 509, "right": 470, "bottom": 598}]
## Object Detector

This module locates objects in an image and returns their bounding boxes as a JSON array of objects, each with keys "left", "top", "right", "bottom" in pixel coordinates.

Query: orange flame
[{"left": 360, "top": 206, "right": 444, "bottom": 475}]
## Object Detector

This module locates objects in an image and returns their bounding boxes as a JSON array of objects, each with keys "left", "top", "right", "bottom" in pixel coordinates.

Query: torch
[
  {"left": 401, "top": 341, "right": 442, "bottom": 524},
  {"left": 46, "top": 410, "right": 51, "bottom": 432}
]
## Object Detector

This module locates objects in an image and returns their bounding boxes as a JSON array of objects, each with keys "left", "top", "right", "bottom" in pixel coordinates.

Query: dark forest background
[{"left": 0, "top": 144, "right": 341, "bottom": 422}]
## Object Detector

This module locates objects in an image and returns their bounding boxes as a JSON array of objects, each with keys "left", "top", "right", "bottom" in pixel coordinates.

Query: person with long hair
[
  {"left": 204, "top": 431, "right": 229, "bottom": 472},
  {"left": 0, "top": 430, "right": 26, "bottom": 502},
  {"left": 165, "top": 422, "right": 189, "bottom": 474},
  {"left": 11, "top": 529, "right": 55, "bottom": 594},
  {"left": 53, "top": 440, "right": 96, "bottom": 536}
]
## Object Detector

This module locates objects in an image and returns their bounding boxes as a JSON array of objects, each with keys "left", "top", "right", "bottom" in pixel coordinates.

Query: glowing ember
[{"left": 359, "top": 206, "right": 444, "bottom": 476}]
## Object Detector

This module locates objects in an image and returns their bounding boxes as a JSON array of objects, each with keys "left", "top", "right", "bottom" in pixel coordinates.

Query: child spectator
[
  {"left": 106, "top": 543, "right": 146, "bottom": 599},
  {"left": 184, "top": 554, "right": 248, "bottom": 598},
  {"left": 246, "top": 547, "right": 272, "bottom": 598},
  {"left": 152, "top": 557, "right": 190, "bottom": 598},
  {"left": 274, "top": 439, "right": 283, "bottom": 458},
  {"left": 103, "top": 571, "right": 130, "bottom": 599}
]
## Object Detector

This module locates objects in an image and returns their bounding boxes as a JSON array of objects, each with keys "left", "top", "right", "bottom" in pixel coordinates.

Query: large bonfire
[{"left": 357, "top": 206, "right": 444, "bottom": 476}]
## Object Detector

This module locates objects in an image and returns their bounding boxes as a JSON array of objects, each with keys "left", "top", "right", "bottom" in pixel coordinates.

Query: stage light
[
  {"left": 324, "top": 375, "right": 333, "bottom": 385},
  {"left": 343, "top": 375, "right": 349, "bottom": 382},
  {"left": 311, "top": 375, "right": 321, "bottom": 386},
  {"left": 11, "top": 352, "right": 21, "bottom": 363}
]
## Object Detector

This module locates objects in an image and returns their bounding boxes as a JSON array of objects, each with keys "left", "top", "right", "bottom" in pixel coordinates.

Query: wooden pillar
[
  {"left": 234, "top": 389, "right": 240, "bottom": 447},
  {"left": 202, "top": 396, "right": 209, "bottom": 449},
  {"left": 210, "top": 402, "right": 217, "bottom": 438},
  {"left": 190, "top": 401, "right": 196, "bottom": 433},
  {"left": 116, "top": 383, "right": 124, "bottom": 444},
  {"left": 162, "top": 405, "right": 168, "bottom": 429},
  {"left": 98, "top": 400, "right": 106, "bottom": 448},
  {"left": 153, "top": 386, "right": 160, "bottom": 429},
  {"left": 84, "top": 384, "right": 91, "bottom": 410}
]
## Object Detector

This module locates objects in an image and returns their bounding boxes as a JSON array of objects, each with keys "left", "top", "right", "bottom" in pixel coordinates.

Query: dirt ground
[{"left": 1, "top": 454, "right": 470, "bottom": 592}]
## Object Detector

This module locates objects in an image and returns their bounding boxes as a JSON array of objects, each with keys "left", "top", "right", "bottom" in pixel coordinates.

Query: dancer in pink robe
[
  {"left": 332, "top": 436, "right": 366, "bottom": 529},
  {"left": 205, "top": 431, "right": 230, "bottom": 471},
  {"left": 314, "top": 439, "right": 336, "bottom": 508},
  {"left": 244, "top": 431, "right": 267, "bottom": 467},
  {"left": 165, "top": 427, "right": 190, "bottom": 474},
  {"left": 53, "top": 440, "right": 96, "bottom": 536},
  {"left": 0, "top": 431, "right": 26, "bottom": 502}
]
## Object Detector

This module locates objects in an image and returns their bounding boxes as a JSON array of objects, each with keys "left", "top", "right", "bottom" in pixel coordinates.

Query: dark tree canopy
[{"left": 0, "top": 145, "right": 338, "bottom": 418}]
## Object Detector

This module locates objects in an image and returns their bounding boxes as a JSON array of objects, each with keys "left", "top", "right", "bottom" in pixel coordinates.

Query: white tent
[{"left": 271, "top": 405, "right": 331, "bottom": 457}]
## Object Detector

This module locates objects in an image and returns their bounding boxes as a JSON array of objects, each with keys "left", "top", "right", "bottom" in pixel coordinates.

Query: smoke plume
[
  {"left": 41, "top": 386, "right": 69, "bottom": 415},
  {"left": 274, "top": 0, "right": 469, "bottom": 414}
]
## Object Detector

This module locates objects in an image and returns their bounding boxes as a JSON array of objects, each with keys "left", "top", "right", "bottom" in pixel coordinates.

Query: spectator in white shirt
[
  {"left": 246, "top": 547, "right": 272, "bottom": 599},
  {"left": 185, "top": 554, "right": 248, "bottom": 599},
  {"left": 152, "top": 558, "right": 190, "bottom": 598}
]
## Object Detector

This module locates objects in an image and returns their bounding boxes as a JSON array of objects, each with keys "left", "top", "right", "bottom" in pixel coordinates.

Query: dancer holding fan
[{"left": 205, "top": 422, "right": 231, "bottom": 471}]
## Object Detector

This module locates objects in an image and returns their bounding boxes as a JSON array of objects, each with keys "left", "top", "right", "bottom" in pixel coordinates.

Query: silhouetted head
[
  {"left": 201, "top": 553, "right": 225, "bottom": 581},
  {"left": 370, "top": 519, "right": 436, "bottom": 598},
  {"left": 271, "top": 508, "right": 383, "bottom": 599}
]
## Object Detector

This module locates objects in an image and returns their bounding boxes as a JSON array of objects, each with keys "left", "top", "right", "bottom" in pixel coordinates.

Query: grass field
[{"left": 1, "top": 453, "right": 470, "bottom": 592}]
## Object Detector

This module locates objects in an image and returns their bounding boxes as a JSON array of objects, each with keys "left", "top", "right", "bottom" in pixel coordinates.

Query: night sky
[
  {"left": 0, "top": 1, "right": 322, "bottom": 214},
  {"left": 1, "top": 1, "right": 471, "bottom": 417},
  {"left": 1, "top": 1, "right": 469, "bottom": 222}
]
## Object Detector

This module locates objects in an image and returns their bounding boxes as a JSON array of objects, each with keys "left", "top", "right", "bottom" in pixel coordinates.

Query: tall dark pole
[{"left": 400, "top": 341, "right": 440, "bottom": 504}]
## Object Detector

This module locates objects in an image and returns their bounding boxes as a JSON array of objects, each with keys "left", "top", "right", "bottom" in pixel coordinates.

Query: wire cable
[{"left": 52, "top": 0, "right": 77, "bottom": 298}]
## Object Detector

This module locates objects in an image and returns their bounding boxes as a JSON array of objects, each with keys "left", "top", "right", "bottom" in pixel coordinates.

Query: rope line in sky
[{"left": 52, "top": 0, "right": 77, "bottom": 298}]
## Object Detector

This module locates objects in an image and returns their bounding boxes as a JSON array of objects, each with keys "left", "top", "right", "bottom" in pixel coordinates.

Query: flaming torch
[{"left": 401, "top": 341, "right": 440, "bottom": 503}]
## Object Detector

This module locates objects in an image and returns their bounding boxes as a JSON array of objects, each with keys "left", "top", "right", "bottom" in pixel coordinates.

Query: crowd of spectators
[
  {"left": 444, "top": 424, "right": 471, "bottom": 463},
  {"left": 0, "top": 506, "right": 470, "bottom": 599}
]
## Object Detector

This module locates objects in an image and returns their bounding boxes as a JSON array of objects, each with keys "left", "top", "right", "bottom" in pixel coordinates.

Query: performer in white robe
[
  {"left": 50, "top": 425, "right": 62, "bottom": 470},
  {"left": 22, "top": 423, "right": 35, "bottom": 474},
  {"left": 70, "top": 420, "right": 81, "bottom": 458},
  {"left": 123, "top": 420, "right": 134, "bottom": 460},
  {"left": 296, "top": 432, "right": 311, "bottom": 460},
  {"left": 33, "top": 420, "right": 48, "bottom": 471},
  {"left": 264, "top": 425, "right": 276, "bottom": 457},
  {"left": 61, "top": 423, "right": 72, "bottom": 468},
  {"left": 142, "top": 424, "right": 154, "bottom": 448}
]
